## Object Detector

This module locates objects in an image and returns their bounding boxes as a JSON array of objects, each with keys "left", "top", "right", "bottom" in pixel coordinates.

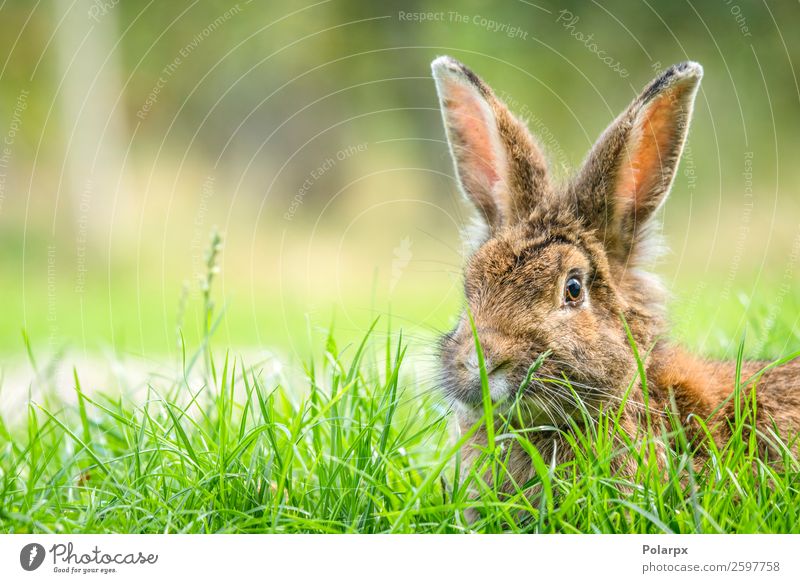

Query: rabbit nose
[
  {"left": 465, "top": 352, "right": 480, "bottom": 372},
  {"left": 464, "top": 351, "right": 505, "bottom": 376}
]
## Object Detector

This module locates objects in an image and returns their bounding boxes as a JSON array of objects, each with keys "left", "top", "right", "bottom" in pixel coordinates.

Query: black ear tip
[
  {"left": 642, "top": 61, "right": 703, "bottom": 102},
  {"left": 672, "top": 61, "right": 704, "bottom": 79},
  {"left": 659, "top": 61, "right": 703, "bottom": 86},
  {"left": 431, "top": 55, "right": 465, "bottom": 76},
  {"left": 431, "top": 56, "right": 485, "bottom": 93}
]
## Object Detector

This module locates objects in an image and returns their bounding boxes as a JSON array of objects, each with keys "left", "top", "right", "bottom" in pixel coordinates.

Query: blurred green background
[{"left": 1, "top": 0, "right": 799, "bottom": 368}]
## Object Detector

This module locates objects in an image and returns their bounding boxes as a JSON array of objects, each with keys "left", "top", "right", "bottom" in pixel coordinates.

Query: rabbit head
[{"left": 433, "top": 56, "right": 703, "bottom": 424}]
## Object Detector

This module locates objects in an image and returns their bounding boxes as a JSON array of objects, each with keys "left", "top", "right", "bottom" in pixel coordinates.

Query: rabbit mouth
[
  {"left": 453, "top": 362, "right": 591, "bottom": 424},
  {"left": 484, "top": 366, "right": 513, "bottom": 402}
]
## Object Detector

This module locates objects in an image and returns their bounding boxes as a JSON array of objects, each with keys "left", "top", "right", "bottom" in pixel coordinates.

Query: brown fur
[{"left": 430, "top": 56, "right": 800, "bottom": 489}]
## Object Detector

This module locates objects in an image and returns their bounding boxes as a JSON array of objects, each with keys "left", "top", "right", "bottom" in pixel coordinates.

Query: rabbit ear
[
  {"left": 572, "top": 62, "right": 703, "bottom": 260},
  {"left": 431, "top": 56, "right": 549, "bottom": 232}
]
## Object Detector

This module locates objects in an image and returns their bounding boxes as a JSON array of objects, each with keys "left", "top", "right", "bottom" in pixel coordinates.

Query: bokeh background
[{"left": 1, "top": 0, "right": 799, "bottom": 377}]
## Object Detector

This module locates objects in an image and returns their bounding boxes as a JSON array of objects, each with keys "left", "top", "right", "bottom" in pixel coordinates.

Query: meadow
[{"left": 1, "top": 238, "right": 799, "bottom": 534}]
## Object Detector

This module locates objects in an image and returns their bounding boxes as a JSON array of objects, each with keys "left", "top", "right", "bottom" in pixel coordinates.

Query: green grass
[
  {"left": 1, "top": 235, "right": 799, "bottom": 534},
  {"left": 1, "top": 315, "right": 799, "bottom": 534}
]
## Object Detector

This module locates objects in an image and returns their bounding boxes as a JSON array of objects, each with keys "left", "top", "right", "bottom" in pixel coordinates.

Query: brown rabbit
[{"left": 432, "top": 55, "right": 800, "bottom": 487}]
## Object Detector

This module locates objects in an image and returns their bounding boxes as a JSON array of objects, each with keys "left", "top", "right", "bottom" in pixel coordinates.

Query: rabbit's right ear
[{"left": 431, "top": 56, "right": 549, "bottom": 232}]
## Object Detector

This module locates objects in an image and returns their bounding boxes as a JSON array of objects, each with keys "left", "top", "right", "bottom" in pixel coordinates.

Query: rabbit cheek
[{"left": 548, "top": 306, "right": 629, "bottom": 399}]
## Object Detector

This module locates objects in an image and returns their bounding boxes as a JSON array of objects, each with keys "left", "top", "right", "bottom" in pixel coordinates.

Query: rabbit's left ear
[{"left": 572, "top": 62, "right": 703, "bottom": 260}]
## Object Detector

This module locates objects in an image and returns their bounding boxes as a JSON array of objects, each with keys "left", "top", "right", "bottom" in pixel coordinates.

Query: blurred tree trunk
[{"left": 53, "top": 0, "right": 133, "bottom": 244}]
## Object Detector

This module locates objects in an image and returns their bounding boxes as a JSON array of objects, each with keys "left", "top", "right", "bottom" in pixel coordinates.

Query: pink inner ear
[
  {"left": 444, "top": 81, "right": 501, "bottom": 196},
  {"left": 617, "top": 84, "right": 689, "bottom": 210}
]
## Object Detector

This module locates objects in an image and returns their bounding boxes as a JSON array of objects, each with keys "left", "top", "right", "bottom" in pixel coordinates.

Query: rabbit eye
[{"left": 564, "top": 277, "right": 583, "bottom": 304}]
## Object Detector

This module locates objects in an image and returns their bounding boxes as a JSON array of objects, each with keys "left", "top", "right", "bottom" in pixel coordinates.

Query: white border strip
[{"left": 2, "top": 534, "right": 799, "bottom": 582}]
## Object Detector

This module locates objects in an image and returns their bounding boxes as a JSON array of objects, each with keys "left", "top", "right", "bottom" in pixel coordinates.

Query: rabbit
[{"left": 431, "top": 55, "right": 800, "bottom": 490}]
